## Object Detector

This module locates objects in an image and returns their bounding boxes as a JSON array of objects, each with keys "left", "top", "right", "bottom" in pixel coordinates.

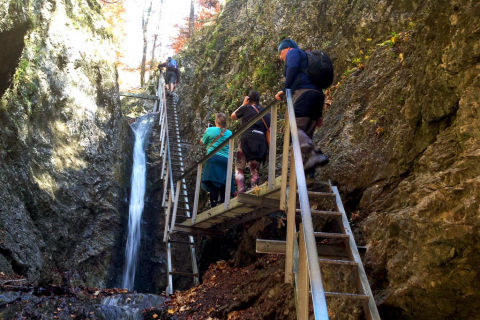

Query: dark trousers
[
  {"left": 203, "top": 181, "right": 225, "bottom": 207},
  {"left": 293, "top": 89, "right": 324, "bottom": 161}
]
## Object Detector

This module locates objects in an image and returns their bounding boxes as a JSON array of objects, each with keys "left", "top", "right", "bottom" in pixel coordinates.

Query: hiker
[
  {"left": 275, "top": 38, "right": 329, "bottom": 170},
  {"left": 158, "top": 57, "right": 180, "bottom": 93},
  {"left": 201, "top": 113, "right": 235, "bottom": 207},
  {"left": 231, "top": 90, "right": 270, "bottom": 193}
]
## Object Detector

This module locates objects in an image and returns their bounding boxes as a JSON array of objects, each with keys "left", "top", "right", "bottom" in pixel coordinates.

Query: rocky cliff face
[
  {"left": 176, "top": 0, "right": 480, "bottom": 318},
  {"left": 0, "top": 0, "right": 131, "bottom": 287}
]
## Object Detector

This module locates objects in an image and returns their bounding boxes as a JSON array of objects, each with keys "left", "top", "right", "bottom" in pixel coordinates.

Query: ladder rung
[
  {"left": 314, "top": 232, "right": 349, "bottom": 239},
  {"left": 169, "top": 240, "right": 194, "bottom": 245},
  {"left": 169, "top": 271, "right": 199, "bottom": 277},
  {"left": 318, "top": 258, "right": 358, "bottom": 266},
  {"left": 306, "top": 191, "right": 337, "bottom": 198},
  {"left": 296, "top": 209, "right": 342, "bottom": 217},
  {"left": 324, "top": 292, "right": 369, "bottom": 300}
]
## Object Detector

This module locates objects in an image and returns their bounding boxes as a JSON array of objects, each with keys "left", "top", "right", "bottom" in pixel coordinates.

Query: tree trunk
[
  {"left": 140, "top": 0, "right": 153, "bottom": 87},
  {"left": 149, "top": 34, "right": 158, "bottom": 78},
  {"left": 188, "top": 0, "right": 194, "bottom": 38}
]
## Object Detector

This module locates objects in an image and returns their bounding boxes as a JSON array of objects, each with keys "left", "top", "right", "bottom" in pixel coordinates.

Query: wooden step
[
  {"left": 255, "top": 239, "right": 366, "bottom": 259},
  {"left": 324, "top": 292, "right": 369, "bottom": 300},
  {"left": 296, "top": 209, "right": 342, "bottom": 217},
  {"left": 318, "top": 258, "right": 358, "bottom": 266},
  {"left": 314, "top": 232, "right": 349, "bottom": 239}
]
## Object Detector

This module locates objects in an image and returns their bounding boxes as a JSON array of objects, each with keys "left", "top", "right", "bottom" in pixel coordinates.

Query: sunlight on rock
[
  {"left": 52, "top": 143, "right": 87, "bottom": 171},
  {"left": 32, "top": 172, "right": 58, "bottom": 197}
]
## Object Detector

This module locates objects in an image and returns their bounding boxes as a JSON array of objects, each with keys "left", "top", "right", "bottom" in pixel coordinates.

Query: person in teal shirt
[{"left": 201, "top": 113, "right": 235, "bottom": 207}]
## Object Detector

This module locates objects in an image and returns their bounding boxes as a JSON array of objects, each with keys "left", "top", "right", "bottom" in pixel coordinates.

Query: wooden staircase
[{"left": 156, "top": 80, "right": 380, "bottom": 319}]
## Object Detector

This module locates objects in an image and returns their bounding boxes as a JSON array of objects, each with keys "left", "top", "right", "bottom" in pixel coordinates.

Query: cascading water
[{"left": 122, "top": 113, "right": 156, "bottom": 290}]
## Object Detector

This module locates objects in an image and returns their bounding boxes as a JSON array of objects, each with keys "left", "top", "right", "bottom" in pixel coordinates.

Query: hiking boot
[{"left": 304, "top": 152, "right": 329, "bottom": 171}]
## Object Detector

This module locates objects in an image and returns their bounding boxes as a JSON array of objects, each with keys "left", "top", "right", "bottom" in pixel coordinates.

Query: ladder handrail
[
  {"left": 157, "top": 74, "right": 177, "bottom": 242},
  {"left": 331, "top": 185, "right": 381, "bottom": 320},
  {"left": 286, "top": 89, "right": 329, "bottom": 319},
  {"left": 162, "top": 87, "right": 176, "bottom": 196}
]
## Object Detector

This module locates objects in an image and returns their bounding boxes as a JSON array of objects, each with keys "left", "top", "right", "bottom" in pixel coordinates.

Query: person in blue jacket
[
  {"left": 274, "top": 38, "right": 329, "bottom": 170},
  {"left": 158, "top": 57, "right": 180, "bottom": 93}
]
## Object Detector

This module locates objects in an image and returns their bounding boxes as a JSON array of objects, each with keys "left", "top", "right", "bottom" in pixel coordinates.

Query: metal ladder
[
  {"left": 155, "top": 76, "right": 199, "bottom": 295},
  {"left": 280, "top": 89, "right": 380, "bottom": 319},
  {"left": 284, "top": 180, "right": 380, "bottom": 319}
]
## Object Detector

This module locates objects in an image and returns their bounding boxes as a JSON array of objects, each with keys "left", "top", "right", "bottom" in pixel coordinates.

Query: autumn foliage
[
  {"left": 100, "top": 0, "right": 127, "bottom": 62},
  {"left": 171, "top": 0, "right": 221, "bottom": 53}
]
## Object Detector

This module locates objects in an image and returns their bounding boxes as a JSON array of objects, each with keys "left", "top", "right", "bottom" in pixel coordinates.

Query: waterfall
[{"left": 122, "top": 113, "right": 156, "bottom": 290}]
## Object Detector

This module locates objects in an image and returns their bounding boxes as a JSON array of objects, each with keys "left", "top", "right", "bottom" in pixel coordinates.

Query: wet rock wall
[{"left": 0, "top": 0, "right": 131, "bottom": 287}]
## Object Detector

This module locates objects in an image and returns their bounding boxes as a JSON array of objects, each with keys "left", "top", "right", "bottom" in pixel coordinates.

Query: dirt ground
[{"left": 145, "top": 255, "right": 296, "bottom": 320}]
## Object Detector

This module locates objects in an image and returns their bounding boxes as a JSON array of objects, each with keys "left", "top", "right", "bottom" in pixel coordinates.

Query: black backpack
[{"left": 303, "top": 50, "right": 334, "bottom": 89}]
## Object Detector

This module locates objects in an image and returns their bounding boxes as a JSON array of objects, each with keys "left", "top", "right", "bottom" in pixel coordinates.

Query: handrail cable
[{"left": 163, "top": 91, "right": 175, "bottom": 194}]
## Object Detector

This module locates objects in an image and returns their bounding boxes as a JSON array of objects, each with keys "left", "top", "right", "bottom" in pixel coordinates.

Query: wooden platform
[{"left": 180, "top": 176, "right": 282, "bottom": 230}]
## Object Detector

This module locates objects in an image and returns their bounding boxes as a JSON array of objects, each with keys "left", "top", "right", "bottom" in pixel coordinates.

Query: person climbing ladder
[{"left": 158, "top": 57, "right": 180, "bottom": 93}]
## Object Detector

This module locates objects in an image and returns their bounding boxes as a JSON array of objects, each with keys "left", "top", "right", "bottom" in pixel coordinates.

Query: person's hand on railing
[{"left": 275, "top": 90, "right": 285, "bottom": 101}]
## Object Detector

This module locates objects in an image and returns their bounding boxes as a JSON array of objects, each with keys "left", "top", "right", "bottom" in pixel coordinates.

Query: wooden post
[
  {"left": 285, "top": 152, "right": 297, "bottom": 284},
  {"left": 280, "top": 110, "right": 290, "bottom": 210},
  {"left": 170, "top": 180, "right": 182, "bottom": 232},
  {"left": 297, "top": 223, "right": 310, "bottom": 320},
  {"left": 268, "top": 104, "right": 277, "bottom": 190},
  {"left": 163, "top": 190, "right": 173, "bottom": 242},
  {"left": 192, "top": 163, "right": 202, "bottom": 223},
  {"left": 159, "top": 111, "right": 166, "bottom": 159},
  {"left": 224, "top": 139, "right": 235, "bottom": 209},
  {"left": 162, "top": 168, "right": 169, "bottom": 207},
  {"left": 166, "top": 241, "right": 173, "bottom": 295},
  {"left": 188, "top": 234, "right": 200, "bottom": 285},
  {"left": 160, "top": 148, "right": 167, "bottom": 180}
]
